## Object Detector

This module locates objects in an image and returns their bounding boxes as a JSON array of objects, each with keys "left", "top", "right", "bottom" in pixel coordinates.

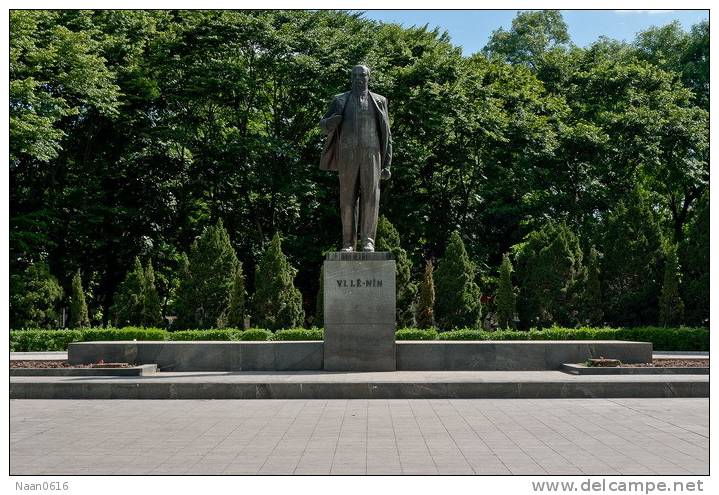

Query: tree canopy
[{"left": 9, "top": 10, "right": 709, "bottom": 329}]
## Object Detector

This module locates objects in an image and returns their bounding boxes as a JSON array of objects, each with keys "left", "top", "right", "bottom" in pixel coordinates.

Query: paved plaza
[{"left": 11, "top": 398, "right": 707, "bottom": 475}]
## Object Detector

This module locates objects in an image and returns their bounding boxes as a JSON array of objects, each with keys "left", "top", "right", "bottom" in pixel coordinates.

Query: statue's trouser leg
[
  {"left": 338, "top": 149, "right": 360, "bottom": 249},
  {"left": 359, "top": 148, "right": 381, "bottom": 246}
]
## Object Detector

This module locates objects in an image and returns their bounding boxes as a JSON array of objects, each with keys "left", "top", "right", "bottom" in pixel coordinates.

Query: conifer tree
[
  {"left": 659, "top": 243, "right": 685, "bottom": 326},
  {"left": 376, "top": 216, "right": 418, "bottom": 327},
  {"left": 513, "top": 221, "right": 584, "bottom": 328},
  {"left": 142, "top": 262, "right": 164, "bottom": 327},
  {"left": 68, "top": 269, "right": 90, "bottom": 328},
  {"left": 315, "top": 264, "right": 324, "bottom": 328},
  {"left": 174, "top": 219, "right": 239, "bottom": 328},
  {"left": 111, "top": 257, "right": 146, "bottom": 326},
  {"left": 173, "top": 253, "right": 193, "bottom": 328},
  {"left": 582, "top": 246, "right": 603, "bottom": 326},
  {"left": 415, "top": 259, "right": 436, "bottom": 329},
  {"left": 601, "top": 189, "right": 664, "bottom": 326},
  {"left": 10, "top": 262, "right": 64, "bottom": 329},
  {"left": 227, "top": 262, "right": 247, "bottom": 328},
  {"left": 495, "top": 253, "right": 516, "bottom": 329},
  {"left": 434, "top": 231, "right": 482, "bottom": 330},
  {"left": 679, "top": 192, "right": 709, "bottom": 326},
  {"left": 252, "top": 233, "right": 305, "bottom": 329}
]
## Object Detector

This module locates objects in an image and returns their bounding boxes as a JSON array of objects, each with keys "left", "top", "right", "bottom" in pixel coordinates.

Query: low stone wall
[
  {"left": 68, "top": 341, "right": 323, "bottom": 371},
  {"left": 68, "top": 340, "right": 652, "bottom": 372},
  {"left": 11, "top": 378, "right": 708, "bottom": 400},
  {"left": 396, "top": 341, "right": 653, "bottom": 371}
]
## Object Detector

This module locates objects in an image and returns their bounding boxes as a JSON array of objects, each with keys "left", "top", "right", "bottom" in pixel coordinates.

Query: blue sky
[{"left": 358, "top": 10, "right": 709, "bottom": 55}]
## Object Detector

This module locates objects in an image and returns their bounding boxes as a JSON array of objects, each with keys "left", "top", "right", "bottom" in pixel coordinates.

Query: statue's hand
[{"left": 381, "top": 168, "right": 391, "bottom": 180}]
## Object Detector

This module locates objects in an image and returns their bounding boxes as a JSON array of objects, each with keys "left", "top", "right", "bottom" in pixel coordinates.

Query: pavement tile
[{"left": 10, "top": 398, "right": 708, "bottom": 476}]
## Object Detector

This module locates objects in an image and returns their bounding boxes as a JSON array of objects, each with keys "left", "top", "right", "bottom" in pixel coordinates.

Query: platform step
[{"left": 11, "top": 372, "right": 707, "bottom": 399}]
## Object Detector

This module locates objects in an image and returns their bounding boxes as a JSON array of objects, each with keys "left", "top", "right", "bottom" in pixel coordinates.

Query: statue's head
[{"left": 351, "top": 65, "right": 370, "bottom": 92}]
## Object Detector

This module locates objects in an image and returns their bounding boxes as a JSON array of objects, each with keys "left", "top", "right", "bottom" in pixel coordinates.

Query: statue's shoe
[{"left": 340, "top": 246, "right": 354, "bottom": 252}]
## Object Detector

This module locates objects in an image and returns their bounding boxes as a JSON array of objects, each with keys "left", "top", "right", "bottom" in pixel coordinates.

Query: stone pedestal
[{"left": 323, "top": 252, "right": 396, "bottom": 371}]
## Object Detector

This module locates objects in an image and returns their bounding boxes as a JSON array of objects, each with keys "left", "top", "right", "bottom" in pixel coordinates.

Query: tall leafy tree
[
  {"left": 634, "top": 20, "right": 709, "bottom": 110},
  {"left": 7, "top": 10, "right": 709, "bottom": 330},
  {"left": 9, "top": 10, "right": 120, "bottom": 164},
  {"left": 483, "top": 10, "right": 570, "bottom": 69}
]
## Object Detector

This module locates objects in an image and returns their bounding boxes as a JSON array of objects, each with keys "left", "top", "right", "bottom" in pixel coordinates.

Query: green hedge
[
  {"left": 81, "top": 327, "right": 166, "bottom": 341},
  {"left": 435, "top": 326, "right": 709, "bottom": 351},
  {"left": 237, "top": 328, "right": 273, "bottom": 341},
  {"left": 168, "top": 329, "right": 243, "bottom": 341},
  {"left": 168, "top": 328, "right": 273, "bottom": 341},
  {"left": 10, "top": 329, "right": 84, "bottom": 352},
  {"left": 395, "top": 328, "right": 438, "bottom": 340},
  {"left": 9, "top": 325, "right": 709, "bottom": 352},
  {"left": 272, "top": 328, "right": 324, "bottom": 341}
]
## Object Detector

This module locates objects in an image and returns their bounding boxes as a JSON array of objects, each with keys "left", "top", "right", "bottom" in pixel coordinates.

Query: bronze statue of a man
[{"left": 319, "top": 65, "right": 392, "bottom": 252}]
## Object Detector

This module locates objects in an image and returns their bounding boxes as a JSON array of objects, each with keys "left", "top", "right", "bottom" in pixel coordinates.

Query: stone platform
[
  {"left": 323, "top": 251, "right": 396, "bottom": 371},
  {"left": 396, "top": 340, "right": 652, "bottom": 370},
  {"left": 10, "top": 371, "right": 707, "bottom": 399},
  {"left": 68, "top": 340, "right": 652, "bottom": 371},
  {"left": 68, "top": 341, "right": 322, "bottom": 371}
]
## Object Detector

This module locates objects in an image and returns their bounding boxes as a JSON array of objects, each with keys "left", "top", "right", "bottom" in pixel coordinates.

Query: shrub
[
  {"left": 10, "top": 262, "right": 64, "bottom": 329},
  {"left": 435, "top": 326, "right": 708, "bottom": 351},
  {"left": 81, "top": 326, "right": 167, "bottom": 341},
  {"left": 272, "top": 328, "right": 324, "bottom": 341},
  {"left": 175, "top": 219, "right": 239, "bottom": 329},
  {"left": 434, "top": 231, "right": 482, "bottom": 330},
  {"left": 252, "top": 233, "right": 305, "bottom": 329},
  {"left": 10, "top": 325, "right": 707, "bottom": 352},
  {"left": 10, "top": 326, "right": 166, "bottom": 351},
  {"left": 415, "top": 259, "right": 435, "bottom": 329},
  {"left": 237, "top": 328, "right": 273, "bottom": 341},
  {"left": 10, "top": 329, "right": 83, "bottom": 352},
  {"left": 167, "top": 329, "right": 243, "bottom": 341},
  {"left": 395, "top": 328, "right": 438, "bottom": 340}
]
